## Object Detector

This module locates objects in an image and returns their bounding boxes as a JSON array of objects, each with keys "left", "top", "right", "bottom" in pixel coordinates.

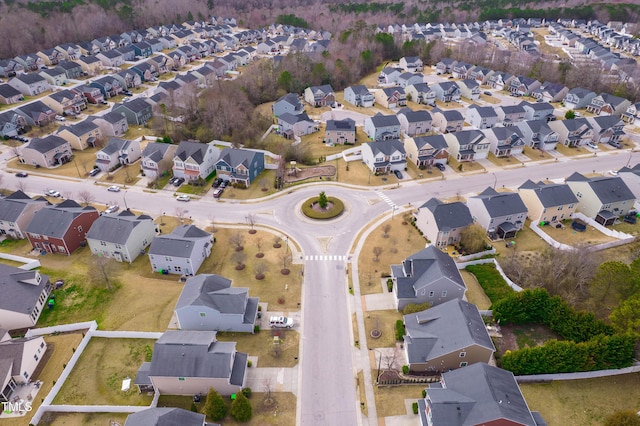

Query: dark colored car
[
  {"left": 434, "top": 163, "right": 446, "bottom": 171},
  {"left": 393, "top": 170, "right": 403, "bottom": 179},
  {"left": 15, "top": 172, "right": 28, "bottom": 177},
  {"left": 212, "top": 178, "right": 223, "bottom": 188},
  {"left": 173, "top": 177, "right": 185, "bottom": 186},
  {"left": 220, "top": 180, "right": 228, "bottom": 188}
]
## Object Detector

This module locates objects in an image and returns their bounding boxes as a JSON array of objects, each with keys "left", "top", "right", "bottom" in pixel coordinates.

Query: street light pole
[
  {"left": 492, "top": 172, "right": 497, "bottom": 189},
  {"left": 123, "top": 190, "right": 129, "bottom": 210}
]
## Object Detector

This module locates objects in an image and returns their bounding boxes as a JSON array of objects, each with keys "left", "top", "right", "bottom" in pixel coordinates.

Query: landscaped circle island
[{"left": 301, "top": 192, "right": 345, "bottom": 220}]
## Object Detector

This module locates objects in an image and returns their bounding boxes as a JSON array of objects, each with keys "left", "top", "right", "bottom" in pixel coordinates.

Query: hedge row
[
  {"left": 501, "top": 334, "right": 637, "bottom": 375},
  {"left": 465, "top": 263, "right": 515, "bottom": 305},
  {"left": 493, "top": 288, "right": 614, "bottom": 342}
]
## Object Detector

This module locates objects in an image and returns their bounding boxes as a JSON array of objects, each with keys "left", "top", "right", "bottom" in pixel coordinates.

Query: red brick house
[{"left": 25, "top": 200, "right": 99, "bottom": 255}]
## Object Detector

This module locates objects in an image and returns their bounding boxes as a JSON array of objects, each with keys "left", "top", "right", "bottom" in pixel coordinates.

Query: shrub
[
  {"left": 253, "top": 325, "right": 260, "bottom": 333},
  {"left": 247, "top": 360, "right": 252, "bottom": 368},
  {"left": 241, "top": 387, "right": 252, "bottom": 398},
  {"left": 301, "top": 196, "right": 344, "bottom": 219},
  {"left": 412, "top": 402, "right": 419, "bottom": 415},
  {"left": 402, "top": 302, "right": 431, "bottom": 315},
  {"left": 230, "top": 391, "right": 252, "bottom": 422},
  {"left": 387, "top": 278, "right": 393, "bottom": 292},
  {"left": 465, "top": 264, "right": 515, "bottom": 305},
  {"left": 395, "top": 320, "right": 405, "bottom": 341},
  {"left": 203, "top": 387, "right": 227, "bottom": 421},
  {"left": 422, "top": 389, "right": 427, "bottom": 398},
  {"left": 402, "top": 365, "right": 409, "bottom": 374}
]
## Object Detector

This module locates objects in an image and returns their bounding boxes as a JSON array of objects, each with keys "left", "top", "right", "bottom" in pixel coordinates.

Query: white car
[
  {"left": 269, "top": 316, "right": 294, "bottom": 328},
  {"left": 45, "top": 190, "right": 61, "bottom": 197},
  {"left": 608, "top": 170, "right": 619, "bottom": 176},
  {"left": 176, "top": 194, "right": 191, "bottom": 202},
  {"left": 104, "top": 205, "right": 119, "bottom": 214},
  {"left": 55, "top": 115, "right": 66, "bottom": 122},
  {"left": 107, "top": 185, "right": 121, "bottom": 192},
  {"left": 587, "top": 142, "right": 598, "bottom": 150}
]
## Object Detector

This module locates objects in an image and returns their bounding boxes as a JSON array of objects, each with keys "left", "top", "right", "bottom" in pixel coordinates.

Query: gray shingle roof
[
  {"left": 0, "top": 84, "right": 21, "bottom": 98},
  {"left": 566, "top": 173, "right": 635, "bottom": 204},
  {"left": 125, "top": 406, "right": 206, "bottom": 426},
  {"left": 148, "top": 225, "right": 211, "bottom": 257},
  {"left": 369, "top": 113, "right": 400, "bottom": 128},
  {"left": 278, "top": 112, "right": 312, "bottom": 125},
  {"left": 114, "top": 97, "right": 151, "bottom": 113},
  {"left": 0, "top": 264, "right": 49, "bottom": 316},
  {"left": 25, "top": 200, "right": 96, "bottom": 237},
  {"left": 86, "top": 210, "right": 152, "bottom": 244},
  {"left": 217, "top": 147, "right": 263, "bottom": 169},
  {"left": 413, "top": 135, "right": 448, "bottom": 151},
  {"left": 420, "top": 198, "right": 473, "bottom": 231},
  {"left": 518, "top": 180, "right": 578, "bottom": 208},
  {"left": 25, "top": 135, "right": 69, "bottom": 154},
  {"left": 398, "top": 109, "right": 431, "bottom": 123},
  {"left": 364, "top": 139, "right": 405, "bottom": 156},
  {"left": 0, "top": 190, "right": 47, "bottom": 223},
  {"left": 346, "top": 85, "right": 370, "bottom": 96},
  {"left": 472, "top": 187, "right": 528, "bottom": 218},
  {"left": 57, "top": 120, "right": 99, "bottom": 137},
  {"left": 403, "top": 299, "right": 494, "bottom": 363},
  {"left": 0, "top": 336, "right": 44, "bottom": 376},
  {"left": 142, "top": 142, "right": 173, "bottom": 163},
  {"left": 174, "top": 141, "right": 207, "bottom": 164}
]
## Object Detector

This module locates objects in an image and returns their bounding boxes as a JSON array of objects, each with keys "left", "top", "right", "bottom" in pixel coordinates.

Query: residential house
[
  {"left": 15, "top": 101, "right": 56, "bottom": 127},
  {"left": 0, "top": 84, "right": 23, "bottom": 105},
  {"left": 377, "top": 67, "right": 403, "bottom": 84},
  {"left": 96, "top": 50, "right": 125, "bottom": 67},
  {"left": 38, "top": 68, "right": 68, "bottom": 86},
  {"left": 508, "top": 75, "right": 541, "bottom": 96},
  {"left": 482, "top": 126, "right": 526, "bottom": 157},
  {"left": 487, "top": 71, "right": 513, "bottom": 90},
  {"left": 325, "top": 118, "right": 356, "bottom": 145},
  {"left": 14, "top": 54, "right": 44, "bottom": 72},
  {"left": 75, "top": 55, "right": 103, "bottom": 75},
  {"left": 54, "top": 43, "right": 82, "bottom": 61},
  {"left": 0, "top": 265, "right": 51, "bottom": 331},
  {"left": 0, "top": 191, "right": 48, "bottom": 240},
  {"left": 25, "top": 200, "right": 99, "bottom": 255},
  {"left": 397, "top": 73, "right": 423, "bottom": 89},
  {"left": 272, "top": 93, "right": 304, "bottom": 117},
  {"left": 414, "top": 198, "right": 473, "bottom": 248},
  {"left": 132, "top": 42, "right": 153, "bottom": 58},
  {"left": 361, "top": 139, "right": 406, "bottom": 174},
  {"left": 466, "top": 104, "right": 499, "bottom": 129},
  {"left": 148, "top": 224, "right": 213, "bottom": 275},
  {"left": 56, "top": 120, "right": 102, "bottom": 150},
  {"left": 131, "top": 62, "right": 158, "bottom": 81},
  {"left": 87, "top": 210, "right": 157, "bottom": 263},
  {"left": 621, "top": 102, "right": 640, "bottom": 125},
  {"left": 363, "top": 113, "right": 401, "bottom": 141},
  {"left": 435, "top": 58, "right": 457, "bottom": 75},
  {"left": 174, "top": 274, "right": 259, "bottom": 333},
  {"left": 95, "top": 138, "right": 141, "bottom": 172},
  {"left": 548, "top": 118, "right": 594, "bottom": 147},
  {"left": 19, "top": 135, "right": 72, "bottom": 168},
  {"left": 172, "top": 141, "right": 219, "bottom": 181},
  {"left": 215, "top": 147, "right": 265, "bottom": 186},
  {"left": 277, "top": 112, "right": 318, "bottom": 138},
  {"left": 8, "top": 74, "right": 51, "bottom": 97},
  {"left": 518, "top": 180, "right": 578, "bottom": 224},
  {"left": 565, "top": 172, "right": 635, "bottom": 225},
  {"left": 75, "top": 85, "right": 104, "bottom": 104},
  {"left": 444, "top": 130, "right": 490, "bottom": 162},
  {"left": 405, "top": 83, "right": 436, "bottom": 106},
  {"left": 90, "top": 111, "right": 129, "bottom": 137},
  {"left": 89, "top": 76, "right": 124, "bottom": 99},
  {"left": 41, "top": 89, "right": 87, "bottom": 116},
  {"left": 586, "top": 92, "right": 631, "bottom": 116},
  {"left": 618, "top": 164, "right": 640, "bottom": 199},
  {"left": 456, "top": 79, "right": 481, "bottom": 100},
  {"left": 0, "top": 333, "right": 48, "bottom": 401},
  {"left": 587, "top": 115, "right": 625, "bottom": 144},
  {"left": 37, "top": 48, "right": 63, "bottom": 66},
  {"left": 521, "top": 101, "right": 556, "bottom": 121},
  {"left": 0, "top": 111, "right": 26, "bottom": 138},
  {"left": 303, "top": 84, "right": 335, "bottom": 107},
  {"left": 532, "top": 81, "right": 569, "bottom": 103},
  {"left": 391, "top": 245, "right": 466, "bottom": 310},
  {"left": 0, "top": 59, "right": 24, "bottom": 78},
  {"left": 563, "top": 87, "right": 597, "bottom": 110},
  {"left": 468, "top": 66, "right": 494, "bottom": 84},
  {"left": 515, "top": 119, "right": 560, "bottom": 150},
  {"left": 399, "top": 56, "right": 423, "bottom": 72},
  {"left": 140, "top": 142, "right": 177, "bottom": 179},
  {"left": 374, "top": 87, "right": 407, "bottom": 109},
  {"left": 431, "top": 109, "right": 464, "bottom": 133},
  {"left": 495, "top": 104, "right": 526, "bottom": 126},
  {"left": 124, "top": 407, "right": 205, "bottom": 426},
  {"left": 112, "top": 98, "right": 153, "bottom": 125},
  {"left": 343, "top": 85, "right": 374, "bottom": 108},
  {"left": 134, "top": 330, "right": 246, "bottom": 396},
  {"left": 397, "top": 108, "right": 431, "bottom": 136},
  {"left": 403, "top": 299, "right": 495, "bottom": 373},
  {"left": 418, "top": 363, "right": 545, "bottom": 426},
  {"left": 405, "top": 135, "right": 449, "bottom": 168},
  {"left": 430, "top": 82, "right": 461, "bottom": 103},
  {"left": 55, "top": 60, "right": 84, "bottom": 79},
  {"left": 451, "top": 62, "right": 474, "bottom": 79},
  {"left": 467, "top": 187, "right": 528, "bottom": 239}
]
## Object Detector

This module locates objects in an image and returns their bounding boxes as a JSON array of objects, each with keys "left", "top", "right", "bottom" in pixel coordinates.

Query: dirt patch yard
[
  {"left": 284, "top": 165, "right": 336, "bottom": 183},
  {"left": 493, "top": 323, "right": 562, "bottom": 359}
]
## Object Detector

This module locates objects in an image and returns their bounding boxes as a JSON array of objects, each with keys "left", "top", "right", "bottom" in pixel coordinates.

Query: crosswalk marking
[
  {"left": 304, "top": 255, "right": 347, "bottom": 261},
  {"left": 375, "top": 191, "right": 397, "bottom": 210}
]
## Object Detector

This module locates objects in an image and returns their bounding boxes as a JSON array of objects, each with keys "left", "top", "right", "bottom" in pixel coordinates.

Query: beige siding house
[
  {"left": 518, "top": 180, "right": 578, "bottom": 224},
  {"left": 414, "top": 198, "right": 473, "bottom": 248},
  {"left": 565, "top": 172, "right": 636, "bottom": 225}
]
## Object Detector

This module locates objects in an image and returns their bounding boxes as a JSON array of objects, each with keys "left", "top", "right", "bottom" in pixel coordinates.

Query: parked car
[
  {"left": 173, "top": 177, "right": 185, "bottom": 187},
  {"left": 269, "top": 316, "right": 294, "bottom": 328},
  {"left": 15, "top": 172, "right": 28, "bottom": 177},
  {"left": 212, "top": 178, "right": 223, "bottom": 188},
  {"left": 393, "top": 170, "right": 403, "bottom": 179},
  {"left": 176, "top": 194, "right": 190, "bottom": 202},
  {"left": 55, "top": 115, "right": 66, "bottom": 122},
  {"left": 100, "top": 100, "right": 108, "bottom": 105},
  {"left": 45, "top": 189, "right": 61, "bottom": 197},
  {"left": 213, "top": 188, "right": 224, "bottom": 199},
  {"left": 104, "top": 205, "right": 119, "bottom": 214},
  {"left": 434, "top": 163, "right": 446, "bottom": 172},
  {"left": 107, "top": 185, "right": 121, "bottom": 192},
  {"left": 608, "top": 140, "right": 623, "bottom": 149},
  {"left": 123, "top": 91, "right": 133, "bottom": 96},
  {"left": 587, "top": 142, "right": 598, "bottom": 150},
  {"left": 483, "top": 91, "right": 492, "bottom": 96},
  {"left": 608, "top": 170, "right": 619, "bottom": 176},
  {"left": 168, "top": 177, "right": 178, "bottom": 185},
  {"left": 89, "top": 168, "right": 100, "bottom": 177},
  {"left": 220, "top": 180, "right": 228, "bottom": 188}
]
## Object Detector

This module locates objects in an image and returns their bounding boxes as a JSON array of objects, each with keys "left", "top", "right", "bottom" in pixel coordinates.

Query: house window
[
  {"left": 441, "top": 291, "right": 447, "bottom": 297},
  {"left": 174, "top": 266, "right": 182, "bottom": 272},
  {"left": 557, "top": 206, "right": 563, "bottom": 210},
  {"left": 429, "top": 291, "right": 434, "bottom": 297},
  {"left": 100, "top": 241, "right": 107, "bottom": 246},
  {"left": 41, "top": 342, "right": 45, "bottom": 349},
  {"left": 568, "top": 203, "right": 574, "bottom": 209},
  {"left": 23, "top": 372, "right": 29, "bottom": 379},
  {"left": 459, "top": 362, "right": 468, "bottom": 367},
  {"left": 34, "top": 354, "right": 39, "bottom": 361},
  {"left": 59, "top": 246, "right": 66, "bottom": 253},
  {"left": 78, "top": 225, "right": 83, "bottom": 232},
  {"left": 459, "top": 351, "right": 466, "bottom": 357},
  {"left": 200, "top": 312, "right": 206, "bottom": 317}
]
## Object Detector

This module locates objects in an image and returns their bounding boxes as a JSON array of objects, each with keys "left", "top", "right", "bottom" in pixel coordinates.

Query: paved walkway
[
  {"left": 244, "top": 365, "right": 299, "bottom": 395},
  {"left": 363, "top": 293, "right": 396, "bottom": 311}
]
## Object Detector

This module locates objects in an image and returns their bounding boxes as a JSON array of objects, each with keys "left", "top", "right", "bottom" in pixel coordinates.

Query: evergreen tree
[
  {"left": 203, "top": 387, "right": 226, "bottom": 421},
  {"left": 230, "top": 391, "right": 252, "bottom": 422}
]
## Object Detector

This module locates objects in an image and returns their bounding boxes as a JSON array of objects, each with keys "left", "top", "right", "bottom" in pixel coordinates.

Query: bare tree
[
  {"left": 390, "top": 237, "right": 398, "bottom": 253},
  {"left": 246, "top": 213, "right": 257, "bottom": 233},
  {"left": 230, "top": 232, "right": 245, "bottom": 251},
  {"left": 263, "top": 379, "right": 273, "bottom": 405},
  {"left": 279, "top": 251, "right": 292, "bottom": 273},
  {"left": 381, "top": 347, "right": 400, "bottom": 371},
  {"left": 62, "top": 191, "right": 73, "bottom": 200},
  {"left": 254, "top": 262, "right": 268, "bottom": 280},
  {"left": 231, "top": 251, "right": 246, "bottom": 270},
  {"left": 88, "top": 256, "right": 119, "bottom": 291},
  {"left": 255, "top": 237, "right": 264, "bottom": 258},
  {"left": 77, "top": 190, "right": 95, "bottom": 206},
  {"left": 15, "top": 180, "right": 27, "bottom": 192},
  {"left": 459, "top": 224, "right": 489, "bottom": 254},
  {"left": 174, "top": 207, "right": 187, "bottom": 222},
  {"left": 382, "top": 223, "right": 391, "bottom": 238},
  {"left": 273, "top": 235, "right": 282, "bottom": 248},
  {"left": 372, "top": 246, "right": 383, "bottom": 262}
]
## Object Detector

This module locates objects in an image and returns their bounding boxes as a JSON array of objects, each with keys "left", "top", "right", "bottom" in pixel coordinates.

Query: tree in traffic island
[{"left": 318, "top": 191, "right": 328, "bottom": 209}]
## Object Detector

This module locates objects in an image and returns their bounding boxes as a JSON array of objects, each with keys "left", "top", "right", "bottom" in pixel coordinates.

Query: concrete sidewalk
[{"left": 244, "top": 365, "right": 299, "bottom": 396}]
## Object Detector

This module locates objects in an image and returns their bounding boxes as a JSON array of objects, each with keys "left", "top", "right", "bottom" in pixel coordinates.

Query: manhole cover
[{"left": 313, "top": 411, "right": 325, "bottom": 420}]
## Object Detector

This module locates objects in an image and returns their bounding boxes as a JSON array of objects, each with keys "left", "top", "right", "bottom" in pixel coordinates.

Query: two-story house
[
  {"left": 215, "top": 147, "right": 265, "bottom": 187},
  {"left": 586, "top": 92, "right": 631, "bottom": 116},
  {"left": 272, "top": 93, "right": 304, "bottom": 117},
  {"left": 456, "top": 79, "right": 481, "bottom": 100},
  {"left": 487, "top": 71, "right": 514, "bottom": 90},
  {"left": 303, "top": 84, "right": 335, "bottom": 107},
  {"left": 173, "top": 141, "right": 220, "bottom": 181},
  {"left": 364, "top": 113, "right": 401, "bottom": 141},
  {"left": 148, "top": 225, "right": 213, "bottom": 275},
  {"left": 495, "top": 104, "right": 526, "bottom": 126},
  {"left": 374, "top": 87, "right": 407, "bottom": 109},
  {"left": 0, "top": 266, "right": 51, "bottom": 330},
  {"left": 508, "top": 75, "right": 541, "bottom": 96},
  {"left": 361, "top": 139, "right": 406, "bottom": 174},
  {"left": 90, "top": 111, "right": 129, "bottom": 137},
  {"left": 563, "top": 87, "right": 597, "bottom": 111},
  {"left": 430, "top": 82, "right": 461, "bottom": 103},
  {"left": 515, "top": 119, "right": 560, "bottom": 151},
  {"left": 565, "top": 172, "right": 635, "bottom": 225},
  {"left": 41, "top": 89, "right": 87, "bottom": 116},
  {"left": 482, "top": 126, "right": 526, "bottom": 157},
  {"left": 397, "top": 108, "right": 431, "bottom": 136},
  {"left": 414, "top": 198, "right": 473, "bottom": 248},
  {"left": 95, "top": 138, "right": 141, "bottom": 172},
  {"left": 87, "top": 210, "right": 157, "bottom": 263},
  {"left": 521, "top": 101, "right": 556, "bottom": 121},
  {"left": 548, "top": 118, "right": 594, "bottom": 147},
  {"left": 518, "top": 180, "right": 578, "bottom": 224},
  {"left": 405, "top": 83, "right": 436, "bottom": 106},
  {"left": 19, "top": 135, "right": 72, "bottom": 168},
  {"left": 399, "top": 56, "right": 423, "bottom": 72},
  {"left": 586, "top": 115, "right": 625, "bottom": 144},
  {"left": 325, "top": 118, "right": 356, "bottom": 145},
  {"left": 467, "top": 187, "right": 528, "bottom": 239},
  {"left": 444, "top": 129, "right": 490, "bottom": 162},
  {"left": 277, "top": 112, "right": 318, "bottom": 138},
  {"left": 343, "top": 85, "right": 374, "bottom": 108},
  {"left": 56, "top": 120, "right": 103, "bottom": 151},
  {"left": 112, "top": 98, "right": 153, "bottom": 125},
  {"left": 0, "top": 191, "right": 49, "bottom": 240},
  {"left": 377, "top": 67, "right": 403, "bottom": 84},
  {"left": 397, "top": 73, "right": 423, "bottom": 89},
  {"left": 466, "top": 104, "right": 499, "bottom": 129},
  {"left": 431, "top": 109, "right": 464, "bottom": 133},
  {"left": 38, "top": 68, "right": 68, "bottom": 86},
  {"left": 140, "top": 142, "right": 178, "bottom": 179},
  {"left": 0, "top": 84, "right": 23, "bottom": 105},
  {"left": 8, "top": 74, "right": 51, "bottom": 97},
  {"left": 405, "top": 135, "right": 449, "bottom": 168}
]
